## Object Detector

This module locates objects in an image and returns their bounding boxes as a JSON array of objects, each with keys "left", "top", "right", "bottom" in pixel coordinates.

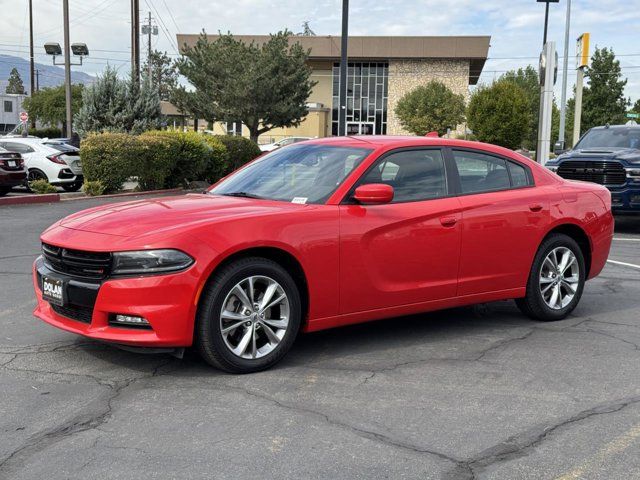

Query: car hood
[
  {"left": 58, "top": 194, "right": 304, "bottom": 238},
  {"left": 556, "top": 148, "right": 639, "bottom": 161}
]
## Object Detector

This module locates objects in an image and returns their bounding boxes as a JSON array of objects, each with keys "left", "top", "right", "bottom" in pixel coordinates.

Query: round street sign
[{"left": 19, "top": 111, "right": 28, "bottom": 123}]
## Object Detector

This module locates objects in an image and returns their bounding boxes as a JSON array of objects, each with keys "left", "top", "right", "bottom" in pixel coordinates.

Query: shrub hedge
[
  {"left": 213, "top": 135, "right": 262, "bottom": 176},
  {"left": 81, "top": 131, "right": 262, "bottom": 193},
  {"left": 28, "top": 127, "right": 64, "bottom": 139}
]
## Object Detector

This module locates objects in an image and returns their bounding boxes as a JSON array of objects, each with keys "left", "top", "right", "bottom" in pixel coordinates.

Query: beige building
[{"left": 175, "top": 34, "right": 491, "bottom": 142}]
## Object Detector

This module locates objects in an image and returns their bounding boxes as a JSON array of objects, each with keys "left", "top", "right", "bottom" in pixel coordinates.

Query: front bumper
[
  {"left": 33, "top": 256, "right": 198, "bottom": 347},
  {"left": 608, "top": 185, "right": 640, "bottom": 213}
]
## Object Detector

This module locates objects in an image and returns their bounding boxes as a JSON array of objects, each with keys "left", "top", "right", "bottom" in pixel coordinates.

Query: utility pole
[
  {"left": 131, "top": 0, "right": 140, "bottom": 82},
  {"left": 35, "top": 69, "right": 39, "bottom": 92},
  {"left": 28, "top": 0, "right": 36, "bottom": 129},
  {"left": 28, "top": 0, "right": 34, "bottom": 96},
  {"left": 338, "top": 0, "right": 349, "bottom": 136},
  {"left": 558, "top": 0, "right": 571, "bottom": 150},
  {"left": 62, "top": 0, "right": 73, "bottom": 138},
  {"left": 141, "top": 12, "right": 158, "bottom": 81}
]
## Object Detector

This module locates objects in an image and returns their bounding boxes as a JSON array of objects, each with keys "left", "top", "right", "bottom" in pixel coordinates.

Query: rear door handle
[
  {"left": 529, "top": 204, "right": 543, "bottom": 212},
  {"left": 440, "top": 216, "right": 457, "bottom": 227}
]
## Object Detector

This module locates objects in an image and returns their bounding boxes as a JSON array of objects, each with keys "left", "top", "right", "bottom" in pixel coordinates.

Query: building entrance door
[{"left": 346, "top": 122, "right": 375, "bottom": 135}]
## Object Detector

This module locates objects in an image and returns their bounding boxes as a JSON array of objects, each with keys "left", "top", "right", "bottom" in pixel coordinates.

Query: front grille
[
  {"left": 51, "top": 303, "right": 94, "bottom": 324},
  {"left": 42, "top": 243, "right": 112, "bottom": 279},
  {"left": 557, "top": 160, "right": 626, "bottom": 186}
]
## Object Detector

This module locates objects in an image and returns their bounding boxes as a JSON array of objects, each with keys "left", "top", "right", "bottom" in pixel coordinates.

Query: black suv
[{"left": 546, "top": 124, "right": 640, "bottom": 213}]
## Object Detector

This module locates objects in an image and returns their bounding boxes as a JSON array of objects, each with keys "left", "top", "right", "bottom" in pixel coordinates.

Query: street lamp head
[
  {"left": 71, "top": 43, "right": 89, "bottom": 56},
  {"left": 44, "top": 42, "right": 62, "bottom": 56}
]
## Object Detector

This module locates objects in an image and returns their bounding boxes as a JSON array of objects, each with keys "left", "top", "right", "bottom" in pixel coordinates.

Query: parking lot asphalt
[{"left": 1, "top": 196, "right": 639, "bottom": 480}]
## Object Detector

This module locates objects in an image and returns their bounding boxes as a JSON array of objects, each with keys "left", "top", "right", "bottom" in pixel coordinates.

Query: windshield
[
  {"left": 575, "top": 128, "right": 640, "bottom": 150},
  {"left": 211, "top": 144, "right": 372, "bottom": 204}
]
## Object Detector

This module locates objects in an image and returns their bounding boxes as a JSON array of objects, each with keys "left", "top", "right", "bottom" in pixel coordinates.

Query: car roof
[{"left": 304, "top": 135, "right": 528, "bottom": 160}]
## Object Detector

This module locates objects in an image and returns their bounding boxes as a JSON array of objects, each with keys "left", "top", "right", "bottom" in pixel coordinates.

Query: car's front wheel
[
  {"left": 195, "top": 257, "right": 302, "bottom": 373},
  {"left": 516, "top": 233, "right": 585, "bottom": 321}
]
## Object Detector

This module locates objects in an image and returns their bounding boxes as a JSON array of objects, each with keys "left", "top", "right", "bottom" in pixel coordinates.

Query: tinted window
[
  {"left": 508, "top": 161, "right": 530, "bottom": 187},
  {"left": 0, "top": 142, "right": 33, "bottom": 154},
  {"left": 359, "top": 149, "right": 447, "bottom": 203},
  {"left": 3, "top": 101, "right": 12, "bottom": 113},
  {"left": 212, "top": 144, "right": 371, "bottom": 204},
  {"left": 453, "top": 150, "right": 510, "bottom": 193}
]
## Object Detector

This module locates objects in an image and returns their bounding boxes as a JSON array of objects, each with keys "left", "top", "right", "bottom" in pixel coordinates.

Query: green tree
[
  {"left": 582, "top": 47, "right": 629, "bottom": 130},
  {"left": 75, "top": 67, "right": 162, "bottom": 136},
  {"left": 23, "top": 85, "right": 83, "bottom": 131},
  {"left": 142, "top": 50, "right": 178, "bottom": 101},
  {"left": 394, "top": 81, "right": 465, "bottom": 136},
  {"left": 175, "top": 31, "right": 316, "bottom": 142},
  {"left": 631, "top": 99, "right": 640, "bottom": 114},
  {"left": 501, "top": 66, "right": 540, "bottom": 150},
  {"left": 5, "top": 68, "right": 25, "bottom": 94},
  {"left": 467, "top": 80, "right": 530, "bottom": 149}
]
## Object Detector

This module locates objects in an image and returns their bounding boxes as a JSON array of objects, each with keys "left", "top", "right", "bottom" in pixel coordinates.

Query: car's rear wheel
[
  {"left": 195, "top": 257, "right": 302, "bottom": 373},
  {"left": 516, "top": 233, "right": 585, "bottom": 321},
  {"left": 0, "top": 186, "right": 11, "bottom": 196},
  {"left": 27, "top": 169, "right": 49, "bottom": 192}
]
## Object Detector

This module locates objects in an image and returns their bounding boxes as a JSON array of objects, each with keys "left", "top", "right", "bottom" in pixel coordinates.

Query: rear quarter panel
[{"left": 551, "top": 182, "right": 613, "bottom": 279}]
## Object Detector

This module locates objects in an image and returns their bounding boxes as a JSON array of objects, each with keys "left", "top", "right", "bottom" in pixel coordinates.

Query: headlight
[
  {"left": 546, "top": 165, "right": 558, "bottom": 172},
  {"left": 112, "top": 249, "right": 193, "bottom": 275}
]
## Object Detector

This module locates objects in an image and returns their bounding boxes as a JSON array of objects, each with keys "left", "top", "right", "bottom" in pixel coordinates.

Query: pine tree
[
  {"left": 5, "top": 68, "right": 25, "bottom": 94},
  {"left": 75, "top": 67, "right": 162, "bottom": 135},
  {"left": 582, "top": 47, "right": 630, "bottom": 130}
]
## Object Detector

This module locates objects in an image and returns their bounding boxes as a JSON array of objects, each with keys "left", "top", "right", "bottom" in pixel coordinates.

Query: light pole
[
  {"left": 537, "top": 0, "right": 559, "bottom": 47},
  {"left": 44, "top": 39, "right": 89, "bottom": 138},
  {"left": 338, "top": 0, "right": 349, "bottom": 137},
  {"left": 557, "top": 0, "right": 571, "bottom": 151}
]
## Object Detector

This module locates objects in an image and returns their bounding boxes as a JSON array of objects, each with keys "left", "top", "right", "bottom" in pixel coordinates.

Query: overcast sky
[{"left": 1, "top": 0, "right": 639, "bottom": 102}]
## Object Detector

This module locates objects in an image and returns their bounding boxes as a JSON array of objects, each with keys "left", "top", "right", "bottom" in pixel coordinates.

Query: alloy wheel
[
  {"left": 539, "top": 246, "right": 580, "bottom": 310},
  {"left": 219, "top": 275, "right": 290, "bottom": 359}
]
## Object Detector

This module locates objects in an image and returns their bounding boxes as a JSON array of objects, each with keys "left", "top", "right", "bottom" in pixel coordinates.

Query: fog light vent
[{"left": 110, "top": 314, "right": 151, "bottom": 329}]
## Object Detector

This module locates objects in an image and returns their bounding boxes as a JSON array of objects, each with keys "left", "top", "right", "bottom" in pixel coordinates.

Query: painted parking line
[
  {"left": 612, "top": 237, "right": 640, "bottom": 242},
  {"left": 554, "top": 423, "right": 640, "bottom": 480},
  {"left": 607, "top": 259, "right": 640, "bottom": 270}
]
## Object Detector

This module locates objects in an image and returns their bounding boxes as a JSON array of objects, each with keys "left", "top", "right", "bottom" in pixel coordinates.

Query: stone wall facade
[{"left": 386, "top": 59, "right": 470, "bottom": 135}]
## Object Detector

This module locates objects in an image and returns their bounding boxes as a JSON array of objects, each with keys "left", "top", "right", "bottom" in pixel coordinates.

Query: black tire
[
  {"left": 195, "top": 257, "right": 302, "bottom": 373},
  {"left": 27, "top": 169, "right": 49, "bottom": 192},
  {"left": 0, "top": 186, "right": 11, "bottom": 197},
  {"left": 62, "top": 181, "right": 82, "bottom": 192},
  {"left": 516, "top": 233, "right": 585, "bottom": 321}
]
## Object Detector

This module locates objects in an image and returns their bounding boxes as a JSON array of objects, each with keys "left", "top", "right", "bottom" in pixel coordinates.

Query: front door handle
[
  {"left": 529, "top": 204, "right": 543, "bottom": 212},
  {"left": 440, "top": 216, "right": 457, "bottom": 227}
]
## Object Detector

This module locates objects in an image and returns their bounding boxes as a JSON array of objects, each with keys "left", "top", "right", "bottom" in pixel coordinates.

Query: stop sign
[{"left": 19, "top": 111, "right": 28, "bottom": 123}]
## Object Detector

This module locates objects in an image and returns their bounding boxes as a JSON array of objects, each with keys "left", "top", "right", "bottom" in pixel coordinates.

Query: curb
[
  {"left": 0, "top": 193, "right": 60, "bottom": 206},
  {"left": 60, "top": 187, "right": 186, "bottom": 201}
]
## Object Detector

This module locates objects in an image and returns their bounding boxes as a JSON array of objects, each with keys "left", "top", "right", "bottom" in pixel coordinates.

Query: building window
[
  {"left": 3, "top": 101, "right": 13, "bottom": 113},
  {"left": 226, "top": 121, "right": 242, "bottom": 136},
  {"left": 331, "top": 62, "right": 388, "bottom": 136}
]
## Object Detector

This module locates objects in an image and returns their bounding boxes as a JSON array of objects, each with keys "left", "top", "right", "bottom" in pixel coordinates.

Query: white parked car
[
  {"left": 259, "top": 136, "right": 312, "bottom": 152},
  {"left": 0, "top": 137, "right": 83, "bottom": 191}
]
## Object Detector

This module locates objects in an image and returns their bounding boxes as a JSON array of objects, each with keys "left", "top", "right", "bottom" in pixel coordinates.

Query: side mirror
[
  {"left": 553, "top": 141, "right": 567, "bottom": 156},
  {"left": 353, "top": 183, "right": 394, "bottom": 205}
]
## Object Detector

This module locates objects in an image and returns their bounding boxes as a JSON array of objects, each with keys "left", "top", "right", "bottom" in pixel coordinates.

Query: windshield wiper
[{"left": 220, "top": 191, "right": 265, "bottom": 199}]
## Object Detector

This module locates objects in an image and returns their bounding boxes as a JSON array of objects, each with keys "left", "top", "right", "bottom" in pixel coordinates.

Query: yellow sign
[{"left": 576, "top": 33, "right": 590, "bottom": 69}]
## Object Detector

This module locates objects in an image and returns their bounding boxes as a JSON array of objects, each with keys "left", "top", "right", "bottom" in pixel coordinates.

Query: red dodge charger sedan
[{"left": 33, "top": 136, "right": 613, "bottom": 373}]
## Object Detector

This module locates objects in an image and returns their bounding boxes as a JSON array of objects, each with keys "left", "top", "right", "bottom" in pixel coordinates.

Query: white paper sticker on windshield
[{"left": 291, "top": 197, "right": 308, "bottom": 204}]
